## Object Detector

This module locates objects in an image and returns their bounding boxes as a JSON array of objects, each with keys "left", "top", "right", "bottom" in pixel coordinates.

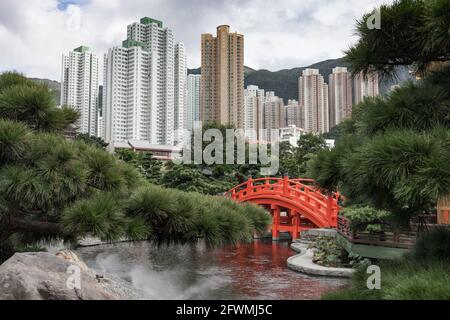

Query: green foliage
[
  {"left": 75, "top": 133, "right": 108, "bottom": 149},
  {"left": 125, "top": 185, "right": 270, "bottom": 245},
  {"left": 161, "top": 164, "right": 234, "bottom": 195},
  {"left": 356, "top": 82, "right": 450, "bottom": 136},
  {"left": 0, "top": 79, "right": 79, "bottom": 132},
  {"left": 279, "top": 133, "right": 328, "bottom": 178},
  {"left": 345, "top": 0, "right": 450, "bottom": 77},
  {"left": 0, "top": 71, "right": 33, "bottom": 92},
  {"left": 308, "top": 236, "right": 345, "bottom": 267},
  {"left": 324, "top": 259, "right": 450, "bottom": 300},
  {"left": 308, "top": 236, "right": 365, "bottom": 268},
  {"left": 341, "top": 206, "right": 391, "bottom": 232},
  {"left": 115, "top": 149, "right": 163, "bottom": 184},
  {"left": 0, "top": 119, "right": 31, "bottom": 164},
  {"left": 414, "top": 227, "right": 450, "bottom": 262}
]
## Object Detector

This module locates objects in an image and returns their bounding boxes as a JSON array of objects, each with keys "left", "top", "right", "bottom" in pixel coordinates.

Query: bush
[
  {"left": 308, "top": 236, "right": 365, "bottom": 268},
  {"left": 340, "top": 206, "right": 391, "bottom": 232},
  {"left": 414, "top": 227, "right": 450, "bottom": 262},
  {"left": 125, "top": 185, "right": 271, "bottom": 245}
]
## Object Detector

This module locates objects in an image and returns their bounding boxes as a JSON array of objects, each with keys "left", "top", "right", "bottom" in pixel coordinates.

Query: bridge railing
[
  {"left": 337, "top": 215, "right": 417, "bottom": 249},
  {"left": 227, "top": 177, "right": 339, "bottom": 227}
]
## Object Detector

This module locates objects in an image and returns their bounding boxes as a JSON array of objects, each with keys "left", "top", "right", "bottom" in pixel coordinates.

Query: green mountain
[{"left": 188, "top": 58, "right": 414, "bottom": 102}]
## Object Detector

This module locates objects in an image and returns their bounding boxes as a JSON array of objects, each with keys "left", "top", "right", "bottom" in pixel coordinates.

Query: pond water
[{"left": 76, "top": 240, "right": 348, "bottom": 300}]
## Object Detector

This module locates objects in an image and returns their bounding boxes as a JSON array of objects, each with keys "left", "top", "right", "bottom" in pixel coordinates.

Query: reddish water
[{"left": 77, "top": 240, "right": 348, "bottom": 300}]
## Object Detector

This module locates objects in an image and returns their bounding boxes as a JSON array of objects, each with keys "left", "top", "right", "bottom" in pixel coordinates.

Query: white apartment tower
[
  {"left": 298, "top": 68, "right": 329, "bottom": 134},
  {"left": 104, "top": 40, "right": 151, "bottom": 143},
  {"left": 244, "top": 85, "right": 265, "bottom": 140},
  {"left": 104, "top": 17, "right": 186, "bottom": 146},
  {"left": 353, "top": 71, "right": 379, "bottom": 105},
  {"left": 329, "top": 67, "right": 352, "bottom": 128},
  {"left": 174, "top": 43, "right": 187, "bottom": 144},
  {"left": 61, "top": 46, "right": 99, "bottom": 136},
  {"left": 186, "top": 74, "right": 201, "bottom": 130}
]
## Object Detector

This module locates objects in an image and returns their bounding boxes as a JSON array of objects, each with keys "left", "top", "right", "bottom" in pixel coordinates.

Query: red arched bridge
[{"left": 226, "top": 177, "right": 339, "bottom": 240}]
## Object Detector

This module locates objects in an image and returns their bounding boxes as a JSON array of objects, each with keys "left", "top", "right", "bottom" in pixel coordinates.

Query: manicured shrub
[{"left": 340, "top": 206, "right": 391, "bottom": 232}]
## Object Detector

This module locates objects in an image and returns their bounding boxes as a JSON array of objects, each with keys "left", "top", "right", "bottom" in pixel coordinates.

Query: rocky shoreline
[{"left": 0, "top": 250, "right": 146, "bottom": 300}]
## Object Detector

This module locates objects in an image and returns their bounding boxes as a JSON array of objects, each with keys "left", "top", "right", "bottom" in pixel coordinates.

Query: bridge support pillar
[
  {"left": 292, "top": 211, "right": 299, "bottom": 240},
  {"left": 271, "top": 205, "right": 280, "bottom": 241}
]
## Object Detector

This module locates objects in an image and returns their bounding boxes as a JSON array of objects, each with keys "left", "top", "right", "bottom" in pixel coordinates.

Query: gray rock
[
  {"left": 0, "top": 252, "right": 119, "bottom": 300},
  {"left": 300, "top": 228, "right": 337, "bottom": 241}
]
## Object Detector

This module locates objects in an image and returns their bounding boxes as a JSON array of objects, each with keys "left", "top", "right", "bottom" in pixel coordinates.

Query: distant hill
[
  {"left": 188, "top": 58, "right": 414, "bottom": 102},
  {"left": 29, "top": 78, "right": 61, "bottom": 105}
]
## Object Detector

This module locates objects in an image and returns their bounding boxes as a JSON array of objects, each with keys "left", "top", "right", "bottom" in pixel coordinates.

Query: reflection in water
[{"left": 76, "top": 240, "right": 348, "bottom": 300}]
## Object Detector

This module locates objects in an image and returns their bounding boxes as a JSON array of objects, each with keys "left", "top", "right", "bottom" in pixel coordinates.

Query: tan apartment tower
[
  {"left": 329, "top": 67, "right": 352, "bottom": 129},
  {"left": 353, "top": 71, "right": 379, "bottom": 105},
  {"left": 200, "top": 25, "right": 244, "bottom": 128},
  {"left": 298, "top": 68, "right": 329, "bottom": 134}
]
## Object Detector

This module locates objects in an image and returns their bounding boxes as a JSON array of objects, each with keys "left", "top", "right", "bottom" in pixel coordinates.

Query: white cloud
[{"left": 0, "top": 0, "right": 391, "bottom": 80}]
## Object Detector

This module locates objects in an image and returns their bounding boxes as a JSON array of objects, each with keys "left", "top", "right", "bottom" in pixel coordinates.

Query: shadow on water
[{"left": 76, "top": 240, "right": 348, "bottom": 300}]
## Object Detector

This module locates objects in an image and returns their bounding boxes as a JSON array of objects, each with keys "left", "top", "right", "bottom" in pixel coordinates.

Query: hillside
[{"left": 188, "top": 58, "right": 414, "bottom": 102}]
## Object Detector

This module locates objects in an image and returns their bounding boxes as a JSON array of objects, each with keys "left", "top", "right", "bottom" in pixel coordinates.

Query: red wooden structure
[{"left": 227, "top": 177, "right": 340, "bottom": 240}]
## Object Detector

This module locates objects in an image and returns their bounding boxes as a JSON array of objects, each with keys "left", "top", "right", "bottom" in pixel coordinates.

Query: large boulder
[{"left": 0, "top": 251, "right": 118, "bottom": 300}]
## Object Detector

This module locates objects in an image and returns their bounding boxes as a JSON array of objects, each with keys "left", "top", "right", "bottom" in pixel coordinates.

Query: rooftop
[{"left": 140, "top": 17, "right": 163, "bottom": 28}]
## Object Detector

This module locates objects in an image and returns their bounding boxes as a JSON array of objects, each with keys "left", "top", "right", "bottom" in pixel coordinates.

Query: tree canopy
[{"left": 345, "top": 0, "right": 450, "bottom": 77}]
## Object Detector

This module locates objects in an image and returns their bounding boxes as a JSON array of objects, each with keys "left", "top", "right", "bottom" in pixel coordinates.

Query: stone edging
[{"left": 287, "top": 243, "right": 354, "bottom": 278}]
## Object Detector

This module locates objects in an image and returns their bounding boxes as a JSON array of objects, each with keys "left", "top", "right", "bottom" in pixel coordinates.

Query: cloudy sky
[{"left": 0, "top": 0, "right": 390, "bottom": 81}]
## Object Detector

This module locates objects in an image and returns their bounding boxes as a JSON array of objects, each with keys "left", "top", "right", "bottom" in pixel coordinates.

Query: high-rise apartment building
[
  {"left": 61, "top": 46, "right": 99, "bottom": 136},
  {"left": 186, "top": 74, "right": 201, "bottom": 130},
  {"left": 104, "top": 40, "right": 151, "bottom": 143},
  {"left": 174, "top": 43, "right": 187, "bottom": 144},
  {"left": 244, "top": 85, "right": 265, "bottom": 140},
  {"left": 97, "top": 85, "right": 104, "bottom": 139},
  {"left": 200, "top": 25, "right": 244, "bottom": 128},
  {"left": 104, "top": 17, "right": 186, "bottom": 146},
  {"left": 353, "top": 71, "right": 379, "bottom": 105},
  {"left": 329, "top": 67, "right": 352, "bottom": 128},
  {"left": 298, "top": 68, "right": 329, "bottom": 134},
  {"left": 285, "top": 99, "right": 303, "bottom": 128},
  {"left": 263, "top": 91, "right": 285, "bottom": 141}
]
